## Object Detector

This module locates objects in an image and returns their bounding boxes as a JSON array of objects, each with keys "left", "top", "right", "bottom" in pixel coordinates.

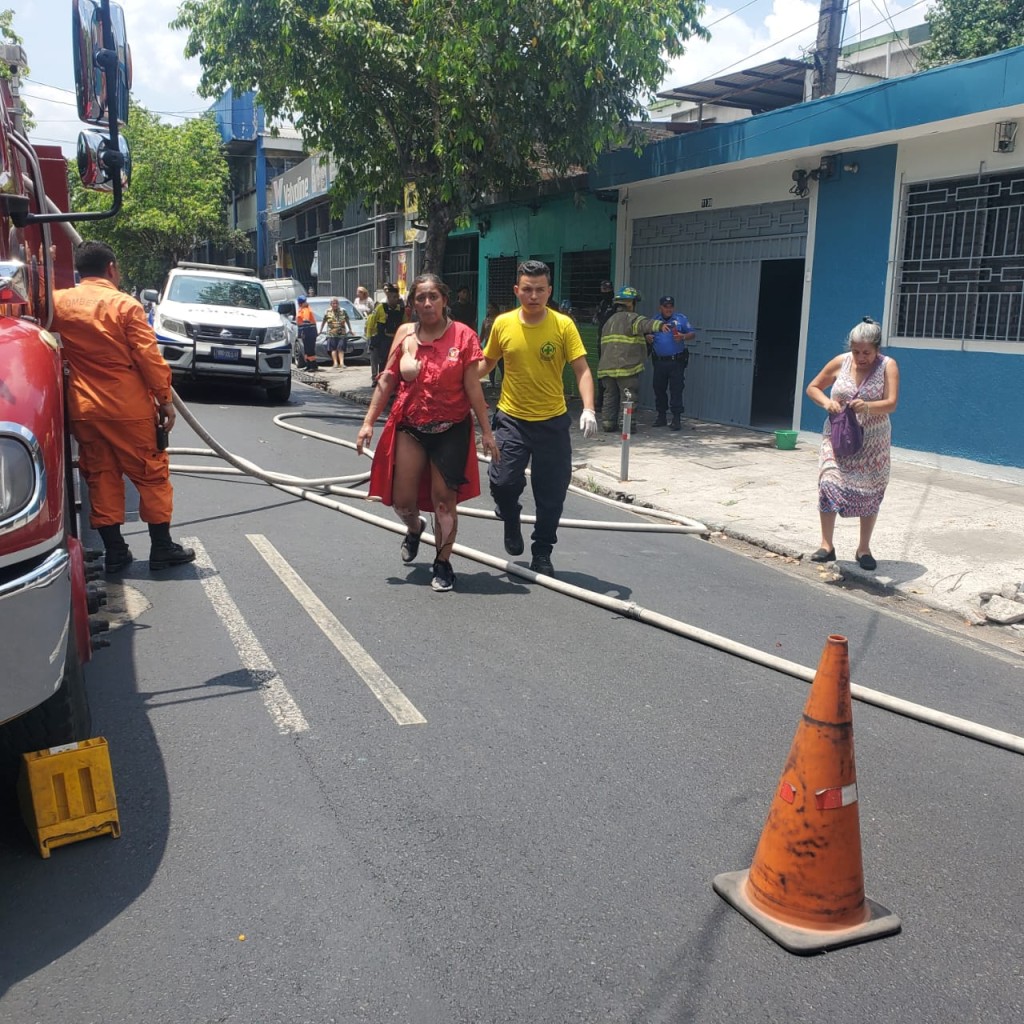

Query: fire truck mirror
[
  {"left": 72, "top": 1, "right": 132, "bottom": 127},
  {"left": 76, "top": 131, "right": 131, "bottom": 193}
]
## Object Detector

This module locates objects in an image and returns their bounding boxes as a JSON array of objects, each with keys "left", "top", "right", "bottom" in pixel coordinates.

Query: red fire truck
[{"left": 0, "top": 1, "right": 131, "bottom": 778}]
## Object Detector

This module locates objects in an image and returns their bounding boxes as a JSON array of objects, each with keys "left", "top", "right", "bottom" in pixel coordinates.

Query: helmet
[
  {"left": 297, "top": 294, "right": 307, "bottom": 303},
  {"left": 615, "top": 285, "right": 640, "bottom": 302}
]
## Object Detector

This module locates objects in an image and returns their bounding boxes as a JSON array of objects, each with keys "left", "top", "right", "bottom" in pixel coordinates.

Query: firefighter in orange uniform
[{"left": 51, "top": 241, "right": 195, "bottom": 574}]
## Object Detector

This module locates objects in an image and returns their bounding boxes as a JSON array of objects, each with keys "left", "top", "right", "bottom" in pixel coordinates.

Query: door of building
[{"left": 750, "top": 258, "right": 805, "bottom": 429}]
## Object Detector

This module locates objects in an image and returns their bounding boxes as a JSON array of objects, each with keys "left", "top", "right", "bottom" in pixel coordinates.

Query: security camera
[{"left": 998, "top": 139, "right": 1012, "bottom": 152}]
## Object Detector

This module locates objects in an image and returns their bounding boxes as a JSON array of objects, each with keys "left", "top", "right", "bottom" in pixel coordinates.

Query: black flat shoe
[
  {"left": 856, "top": 552, "right": 877, "bottom": 571},
  {"left": 810, "top": 547, "right": 836, "bottom": 562}
]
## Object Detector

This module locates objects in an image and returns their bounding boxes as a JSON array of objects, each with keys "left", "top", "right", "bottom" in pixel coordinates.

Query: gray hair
[{"left": 848, "top": 317, "right": 882, "bottom": 349}]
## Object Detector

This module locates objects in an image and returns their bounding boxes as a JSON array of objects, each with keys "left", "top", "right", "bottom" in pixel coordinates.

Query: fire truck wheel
[{"left": 0, "top": 623, "right": 92, "bottom": 793}]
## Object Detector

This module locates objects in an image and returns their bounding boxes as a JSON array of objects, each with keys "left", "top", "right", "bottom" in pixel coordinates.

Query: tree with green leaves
[
  {"left": 173, "top": 0, "right": 708, "bottom": 270},
  {"left": 920, "top": 0, "right": 1024, "bottom": 69},
  {"left": 70, "top": 102, "right": 246, "bottom": 290}
]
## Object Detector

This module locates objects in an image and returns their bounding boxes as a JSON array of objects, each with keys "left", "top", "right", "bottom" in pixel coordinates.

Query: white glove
[{"left": 580, "top": 408, "right": 598, "bottom": 439}]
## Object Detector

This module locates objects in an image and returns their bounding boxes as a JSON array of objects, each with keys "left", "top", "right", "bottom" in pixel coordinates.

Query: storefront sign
[{"left": 269, "top": 156, "right": 333, "bottom": 214}]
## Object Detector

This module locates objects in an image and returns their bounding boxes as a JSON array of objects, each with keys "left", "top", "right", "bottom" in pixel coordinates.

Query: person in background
[
  {"left": 296, "top": 295, "right": 319, "bottom": 373},
  {"left": 597, "top": 286, "right": 677, "bottom": 432},
  {"left": 353, "top": 285, "right": 374, "bottom": 317},
  {"left": 805, "top": 317, "right": 900, "bottom": 571},
  {"left": 480, "top": 301, "right": 503, "bottom": 389},
  {"left": 356, "top": 273, "right": 499, "bottom": 593},
  {"left": 365, "top": 283, "right": 406, "bottom": 383},
  {"left": 594, "top": 279, "right": 615, "bottom": 331},
  {"left": 50, "top": 240, "right": 195, "bottom": 574},
  {"left": 449, "top": 285, "right": 476, "bottom": 332},
  {"left": 648, "top": 295, "right": 696, "bottom": 431},
  {"left": 320, "top": 297, "right": 351, "bottom": 369},
  {"left": 479, "top": 260, "right": 598, "bottom": 578}
]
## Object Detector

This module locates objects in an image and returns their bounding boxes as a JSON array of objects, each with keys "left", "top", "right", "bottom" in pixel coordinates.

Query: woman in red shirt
[{"left": 357, "top": 273, "right": 499, "bottom": 592}]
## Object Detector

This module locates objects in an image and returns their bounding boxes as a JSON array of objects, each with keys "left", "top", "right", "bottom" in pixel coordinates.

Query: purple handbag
[
  {"left": 829, "top": 406, "right": 863, "bottom": 457},
  {"left": 828, "top": 356, "right": 879, "bottom": 457}
]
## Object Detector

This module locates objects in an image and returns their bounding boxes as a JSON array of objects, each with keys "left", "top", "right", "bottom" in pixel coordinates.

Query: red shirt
[{"left": 391, "top": 321, "right": 483, "bottom": 426}]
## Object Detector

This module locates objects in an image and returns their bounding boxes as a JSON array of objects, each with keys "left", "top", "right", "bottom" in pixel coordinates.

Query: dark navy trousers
[
  {"left": 652, "top": 355, "right": 687, "bottom": 416},
  {"left": 488, "top": 409, "right": 572, "bottom": 558}
]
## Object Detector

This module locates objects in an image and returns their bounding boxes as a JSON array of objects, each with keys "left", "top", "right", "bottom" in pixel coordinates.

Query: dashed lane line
[
  {"left": 247, "top": 534, "right": 427, "bottom": 726},
  {"left": 185, "top": 536, "right": 310, "bottom": 735}
]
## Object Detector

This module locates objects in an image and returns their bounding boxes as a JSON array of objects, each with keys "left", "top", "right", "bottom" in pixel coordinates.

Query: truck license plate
[{"left": 212, "top": 346, "right": 240, "bottom": 362}]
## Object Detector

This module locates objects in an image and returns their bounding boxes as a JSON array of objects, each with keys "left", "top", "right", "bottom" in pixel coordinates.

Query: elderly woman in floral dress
[{"left": 805, "top": 317, "right": 900, "bottom": 571}]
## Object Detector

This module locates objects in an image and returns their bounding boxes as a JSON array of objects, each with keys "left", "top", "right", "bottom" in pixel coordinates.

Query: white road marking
[
  {"left": 185, "top": 536, "right": 309, "bottom": 735},
  {"left": 247, "top": 534, "right": 427, "bottom": 726}
]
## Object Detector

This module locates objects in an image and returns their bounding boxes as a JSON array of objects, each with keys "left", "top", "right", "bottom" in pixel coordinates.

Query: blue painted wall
[
  {"left": 801, "top": 146, "right": 895, "bottom": 431},
  {"left": 803, "top": 143, "right": 1022, "bottom": 467}
]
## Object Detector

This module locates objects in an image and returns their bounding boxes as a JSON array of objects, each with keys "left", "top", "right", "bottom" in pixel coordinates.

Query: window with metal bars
[
  {"left": 561, "top": 249, "right": 612, "bottom": 322},
  {"left": 486, "top": 256, "right": 518, "bottom": 311},
  {"left": 893, "top": 170, "right": 1024, "bottom": 344}
]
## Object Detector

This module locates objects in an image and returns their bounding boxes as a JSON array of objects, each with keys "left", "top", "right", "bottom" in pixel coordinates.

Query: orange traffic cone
[{"left": 713, "top": 634, "right": 900, "bottom": 954}]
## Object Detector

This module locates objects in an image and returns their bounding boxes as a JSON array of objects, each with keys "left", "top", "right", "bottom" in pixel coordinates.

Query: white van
[{"left": 261, "top": 277, "right": 306, "bottom": 307}]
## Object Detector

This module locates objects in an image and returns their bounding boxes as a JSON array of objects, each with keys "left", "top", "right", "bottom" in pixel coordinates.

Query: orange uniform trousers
[{"left": 73, "top": 418, "right": 174, "bottom": 527}]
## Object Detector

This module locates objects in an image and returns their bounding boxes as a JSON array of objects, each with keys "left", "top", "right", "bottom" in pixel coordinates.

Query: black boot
[
  {"left": 669, "top": 415, "right": 681, "bottom": 431},
  {"left": 148, "top": 522, "right": 196, "bottom": 571},
  {"left": 653, "top": 413, "right": 667, "bottom": 427},
  {"left": 98, "top": 524, "right": 133, "bottom": 574}
]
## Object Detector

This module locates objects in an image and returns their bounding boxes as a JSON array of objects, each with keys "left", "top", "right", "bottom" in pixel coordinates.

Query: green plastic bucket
[{"left": 775, "top": 429, "right": 798, "bottom": 450}]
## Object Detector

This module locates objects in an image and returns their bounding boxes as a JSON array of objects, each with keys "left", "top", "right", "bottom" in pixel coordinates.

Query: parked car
[
  {"left": 144, "top": 263, "right": 293, "bottom": 403},
  {"left": 291, "top": 296, "right": 368, "bottom": 365}
]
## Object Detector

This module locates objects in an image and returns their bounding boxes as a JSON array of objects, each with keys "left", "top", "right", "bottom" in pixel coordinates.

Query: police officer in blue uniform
[{"left": 649, "top": 295, "right": 696, "bottom": 430}]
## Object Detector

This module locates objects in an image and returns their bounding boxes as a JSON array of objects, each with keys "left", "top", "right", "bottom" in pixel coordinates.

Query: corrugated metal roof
[{"left": 658, "top": 58, "right": 811, "bottom": 113}]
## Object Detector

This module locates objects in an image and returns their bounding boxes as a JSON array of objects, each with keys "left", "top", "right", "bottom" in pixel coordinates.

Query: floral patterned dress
[{"left": 818, "top": 353, "right": 891, "bottom": 517}]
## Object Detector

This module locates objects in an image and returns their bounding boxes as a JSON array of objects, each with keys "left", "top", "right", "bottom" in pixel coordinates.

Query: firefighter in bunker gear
[{"left": 50, "top": 241, "right": 195, "bottom": 573}]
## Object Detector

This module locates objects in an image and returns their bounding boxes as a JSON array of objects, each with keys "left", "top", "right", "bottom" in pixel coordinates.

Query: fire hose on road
[{"left": 166, "top": 390, "right": 1024, "bottom": 757}]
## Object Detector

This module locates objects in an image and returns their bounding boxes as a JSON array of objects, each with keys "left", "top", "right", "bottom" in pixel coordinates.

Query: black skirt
[{"left": 397, "top": 416, "right": 472, "bottom": 491}]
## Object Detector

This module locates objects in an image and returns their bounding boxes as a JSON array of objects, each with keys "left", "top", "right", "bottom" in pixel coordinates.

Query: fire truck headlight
[{"left": 0, "top": 435, "right": 36, "bottom": 523}]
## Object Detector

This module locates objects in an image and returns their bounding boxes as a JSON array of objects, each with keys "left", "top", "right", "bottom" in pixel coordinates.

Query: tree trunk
[{"left": 421, "top": 201, "right": 456, "bottom": 274}]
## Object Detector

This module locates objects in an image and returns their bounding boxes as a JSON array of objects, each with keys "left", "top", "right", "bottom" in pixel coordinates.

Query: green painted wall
[{"left": 451, "top": 190, "right": 617, "bottom": 324}]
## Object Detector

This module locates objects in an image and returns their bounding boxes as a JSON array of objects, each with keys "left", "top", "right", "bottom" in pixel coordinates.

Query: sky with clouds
[{"left": 20, "top": 0, "right": 932, "bottom": 158}]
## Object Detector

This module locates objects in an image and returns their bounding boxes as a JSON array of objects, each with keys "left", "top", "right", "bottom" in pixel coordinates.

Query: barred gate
[{"left": 630, "top": 201, "right": 807, "bottom": 424}]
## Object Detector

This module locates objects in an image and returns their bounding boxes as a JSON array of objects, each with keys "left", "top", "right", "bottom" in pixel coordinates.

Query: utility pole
[{"left": 811, "top": 0, "right": 847, "bottom": 99}]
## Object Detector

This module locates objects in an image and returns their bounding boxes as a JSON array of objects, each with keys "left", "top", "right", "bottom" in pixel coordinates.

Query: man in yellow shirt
[{"left": 479, "top": 260, "right": 597, "bottom": 577}]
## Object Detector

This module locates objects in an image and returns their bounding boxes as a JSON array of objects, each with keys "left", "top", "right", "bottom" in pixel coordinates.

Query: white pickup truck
[{"left": 144, "top": 262, "right": 293, "bottom": 403}]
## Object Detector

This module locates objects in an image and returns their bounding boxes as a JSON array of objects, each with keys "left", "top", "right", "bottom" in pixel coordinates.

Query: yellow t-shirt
[{"left": 483, "top": 308, "right": 586, "bottom": 421}]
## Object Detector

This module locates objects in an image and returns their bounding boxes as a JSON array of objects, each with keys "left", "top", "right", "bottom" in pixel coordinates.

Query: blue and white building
[{"left": 592, "top": 45, "right": 1024, "bottom": 470}]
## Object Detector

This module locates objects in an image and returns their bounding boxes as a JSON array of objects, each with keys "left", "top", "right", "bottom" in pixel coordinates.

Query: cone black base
[{"left": 713, "top": 869, "right": 901, "bottom": 955}]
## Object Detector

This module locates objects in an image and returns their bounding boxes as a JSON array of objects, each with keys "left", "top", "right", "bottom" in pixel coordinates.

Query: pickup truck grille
[{"left": 192, "top": 324, "right": 266, "bottom": 344}]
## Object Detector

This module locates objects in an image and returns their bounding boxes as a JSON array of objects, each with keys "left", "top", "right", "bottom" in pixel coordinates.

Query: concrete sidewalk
[{"left": 301, "top": 363, "right": 1024, "bottom": 633}]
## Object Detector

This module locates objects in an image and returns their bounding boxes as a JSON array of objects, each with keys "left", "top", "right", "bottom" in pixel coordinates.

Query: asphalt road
[{"left": 1, "top": 380, "right": 1021, "bottom": 1024}]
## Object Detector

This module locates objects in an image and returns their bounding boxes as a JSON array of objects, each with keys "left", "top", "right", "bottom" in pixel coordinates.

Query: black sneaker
[
  {"left": 431, "top": 559, "right": 455, "bottom": 592},
  {"left": 104, "top": 544, "right": 133, "bottom": 574},
  {"left": 499, "top": 509, "right": 524, "bottom": 556},
  {"left": 401, "top": 517, "right": 426, "bottom": 563},
  {"left": 529, "top": 553, "right": 554, "bottom": 576}
]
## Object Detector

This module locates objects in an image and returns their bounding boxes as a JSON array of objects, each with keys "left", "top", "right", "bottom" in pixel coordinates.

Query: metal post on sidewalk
[{"left": 619, "top": 389, "right": 633, "bottom": 482}]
